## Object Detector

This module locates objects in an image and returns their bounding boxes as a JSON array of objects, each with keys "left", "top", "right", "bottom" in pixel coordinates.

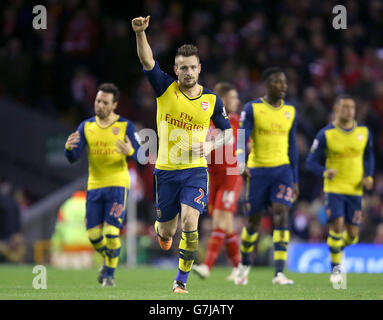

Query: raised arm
[{"left": 132, "top": 16, "right": 155, "bottom": 71}]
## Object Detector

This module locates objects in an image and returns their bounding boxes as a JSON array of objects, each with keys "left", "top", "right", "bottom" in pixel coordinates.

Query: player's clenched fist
[
  {"left": 132, "top": 16, "right": 150, "bottom": 33},
  {"left": 65, "top": 131, "right": 80, "bottom": 150}
]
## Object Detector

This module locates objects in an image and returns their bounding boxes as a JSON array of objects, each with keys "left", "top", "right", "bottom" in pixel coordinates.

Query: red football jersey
[{"left": 208, "top": 113, "right": 240, "bottom": 174}]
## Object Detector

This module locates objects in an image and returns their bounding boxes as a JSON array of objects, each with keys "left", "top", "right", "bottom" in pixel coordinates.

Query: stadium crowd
[{"left": 0, "top": 0, "right": 383, "bottom": 264}]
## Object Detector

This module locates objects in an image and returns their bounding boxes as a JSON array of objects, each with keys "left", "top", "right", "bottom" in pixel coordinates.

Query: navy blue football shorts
[
  {"left": 325, "top": 193, "right": 363, "bottom": 226},
  {"left": 86, "top": 186, "right": 128, "bottom": 229},
  {"left": 153, "top": 167, "right": 209, "bottom": 222},
  {"left": 246, "top": 164, "right": 294, "bottom": 215}
]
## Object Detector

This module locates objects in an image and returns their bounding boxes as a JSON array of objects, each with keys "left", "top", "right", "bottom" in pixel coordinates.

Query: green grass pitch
[{"left": 0, "top": 264, "right": 382, "bottom": 300}]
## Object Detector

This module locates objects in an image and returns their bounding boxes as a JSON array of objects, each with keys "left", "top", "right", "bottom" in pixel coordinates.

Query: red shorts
[{"left": 208, "top": 171, "right": 243, "bottom": 215}]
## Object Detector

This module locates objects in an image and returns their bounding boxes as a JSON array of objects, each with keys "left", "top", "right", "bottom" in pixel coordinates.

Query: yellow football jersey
[
  {"left": 237, "top": 97, "right": 298, "bottom": 182},
  {"left": 65, "top": 116, "right": 141, "bottom": 190},
  {"left": 144, "top": 61, "right": 231, "bottom": 170},
  {"left": 306, "top": 122, "right": 374, "bottom": 196}
]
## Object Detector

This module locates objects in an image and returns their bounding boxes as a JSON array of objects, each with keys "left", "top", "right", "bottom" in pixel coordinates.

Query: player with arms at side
[
  {"left": 306, "top": 95, "right": 374, "bottom": 284},
  {"left": 132, "top": 16, "right": 233, "bottom": 293},
  {"left": 65, "top": 83, "right": 141, "bottom": 287},
  {"left": 235, "top": 67, "right": 299, "bottom": 285},
  {"left": 193, "top": 83, "right": 242, "bottom": 280}
]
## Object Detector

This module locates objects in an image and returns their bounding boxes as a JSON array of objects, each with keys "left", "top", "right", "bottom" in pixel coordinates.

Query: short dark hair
[
  {"left": 175, "top": 44, "right": 199, "bottom": 60},
  {"left": 261, "top": 67, "right": 284, "bottom": 82},
  {"left": 214, "top": 82, "right": 235, "bottom": 98},
  {"left": 334, "top": 94, "right": 354, "bottom": 105},
  {"left": 97, "top": 83, "right": 119, "bottom": 102}
]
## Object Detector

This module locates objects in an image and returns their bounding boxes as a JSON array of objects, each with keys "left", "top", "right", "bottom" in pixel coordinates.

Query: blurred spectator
[
  {"left": 0, "top": 178, "right": 25, "bottom": 263},
  {"left": 61, "top": 9, "right": 99, "bottom": 57},
  {"left": 374, "top": 223, "right": 383, "bottom": 244},
  {"left": 0, "top": 37, "right": 31, "bottom": 101},
  {"left": 308, "top": 220, "right": 326, "bottom": 243},
  {"left": 374, "top": 174, "right": 383, "bottom": 196},
  {"left": 51, "top": 190, "right": 89, "bottom": 252},
  {"left": 0, "top": 179, "right": 20, "bottom": 240},
  {"left": 216, "top": 20, "right": 240, "bottom": 56},
  {"left": 364, "top": 194, "right": 383, "bottom": 224},
  {"left": 299, "top": 87, "right": 327, "bottom": 132},
  {"left": 70, "top": 66, "right": 97, "bottom": 118},
  {"left": 0, "top": 233, "right": 25, "bottom": 263},
  {"left": 291, "top": 201, "right": 310, "bottom": 240},
  {"left": 50, "top": 190, "right": 93, "bottom": 267},
  {"left": 162, "top": 2, "right": 184, "bottom": 40},
  {"left": 13, "top": 187, "right": 32, "bottom": 212}
]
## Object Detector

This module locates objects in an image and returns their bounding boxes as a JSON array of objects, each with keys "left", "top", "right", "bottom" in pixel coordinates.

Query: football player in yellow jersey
[
  {"left": 65, "top": 83, "right": 141, "bottom": 287},
  {"left": 306, "top": 95, "right": 374, "bottom": 284},
  {"left": 235, "top": 67, "right": 299, "bottom": 286},
  {"left": 132, "top": 16, "right": 233, "bottom": 293}
]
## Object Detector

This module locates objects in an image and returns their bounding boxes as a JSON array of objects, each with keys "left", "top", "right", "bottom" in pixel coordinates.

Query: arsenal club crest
[
  {"left": 285, "top": 111, "right": 291, "bottom": 119},
  {"left": 112, "top": 127, "right": 120, "bottom": 135},
  {"left": 156, "top": 208, "right": 162, "bottom": 219},
  {"left": 357, "top": 133, "right": 363, "bottom": 141},
  {"left": 201, "top": 101, "right": 209, "bottom": 111}
]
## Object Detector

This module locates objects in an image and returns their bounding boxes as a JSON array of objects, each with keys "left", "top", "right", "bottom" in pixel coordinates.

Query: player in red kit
[{"left": 193, "top": 82, "right": 242, "bottom": 281}]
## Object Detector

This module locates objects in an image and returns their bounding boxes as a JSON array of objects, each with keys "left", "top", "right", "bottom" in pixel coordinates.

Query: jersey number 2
[{"left": 194, "top": 188, "right": 204, "bottom": 204}]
